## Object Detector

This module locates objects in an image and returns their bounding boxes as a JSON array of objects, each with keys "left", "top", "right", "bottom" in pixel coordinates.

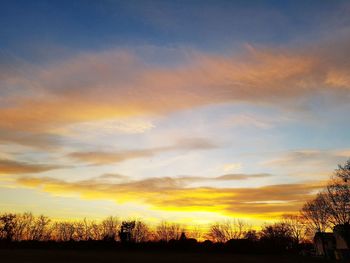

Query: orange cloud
[
  {"left": 0, "top": 129, "right": 61, "bottom": 149},
  {"left": 1, "top": 39, "right": 350, "bottom": 139},
  {"left": 0, "top": 159, "right": 62, "bottom": 175},
  {"left": 15, "top": 174, "right": 324, "bottom": 218},
  {"left": 325, "top": 69, "right": 350, "bottom": 88}
]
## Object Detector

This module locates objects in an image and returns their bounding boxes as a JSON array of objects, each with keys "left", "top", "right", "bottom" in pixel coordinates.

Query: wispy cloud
[
  {"left": 262, "top": 149, "right": 350, "bottom": 168},
  {"left": 222, "top": 163, "right": 242, "bottom": 172},
  {"left": 0, "top": 159, "right": 62, "bottom": 175},
  {"left": 68, "top": 137, "right": 218, "bottom": 165},
  {"left": 215, "top": 173, "right": 272, "bottom": 181},
  {"left": 222, "top": 113, "right": 295, "bottom": 130},
  {"left": 65, "top": 118, "right": 155, "bottom": 136},
  {"left": 0, "top": 129, "right": 61, "bottom": 149},
  {"left": 1, "top": 37, "right": 350, "bottom": 139}
]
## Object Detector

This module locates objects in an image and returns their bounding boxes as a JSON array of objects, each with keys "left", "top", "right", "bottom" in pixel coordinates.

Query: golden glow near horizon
[{"left": 1, "top": 1, "right": 350, "bottom": 229}]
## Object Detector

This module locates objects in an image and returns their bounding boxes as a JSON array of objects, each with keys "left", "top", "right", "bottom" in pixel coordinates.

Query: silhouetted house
[
  {"left": 314, "top": 226, "right": 350, "bottom": 261},
  {"left": 314, "top": 232, "right": 335, "bottom": 258},
  {"left": 334, "top": 225, "right": 350, "bottom": 261}
]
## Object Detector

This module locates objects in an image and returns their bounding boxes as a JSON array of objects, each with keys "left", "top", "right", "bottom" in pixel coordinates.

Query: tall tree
[
  {"left": 301, "top": 192, "right": 330, "bottom": 232},
  {"left": 260, "top": 222, "right": 295, "bottom": 251},
  {"left": 156, "top": 221, "right": 183, "bottom": 242},
  {"left": 207, "top": 220, "right": 248, "bottom": 242},
  {"left": 132, "top": 220, "right": 149, "bottom": 243},
  {"left": 0, "top": 214, "right": 17, "bottom": 241},
  {"left": 282, "top": 214, "right": 307, "bottom": 244},
  {"left": 326, "top": 159, "right": 350, "bottom": 225}
]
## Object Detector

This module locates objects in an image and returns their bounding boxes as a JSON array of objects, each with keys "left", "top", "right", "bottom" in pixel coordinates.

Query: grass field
[{"left": 0, "top": 249, "right": 334, "bottom": 263}]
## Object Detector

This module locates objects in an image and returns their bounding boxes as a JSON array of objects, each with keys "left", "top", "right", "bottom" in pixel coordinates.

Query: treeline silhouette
[
  {"left": 0, "top": 212, "right": 312, "bottom": 254},
  {"left": 1, "top": 159, "right": 349, "bottom": 254}
]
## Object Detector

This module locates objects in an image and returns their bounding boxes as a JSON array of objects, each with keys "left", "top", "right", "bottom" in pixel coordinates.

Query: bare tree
[
  {"left": 244, "top": 230, "right": 258, "bottom": 241},
  {"left": 71, "top": 218, "right": 92, "bottom": 241},
  {"left": 90, "top": 221, "right": 103, "bottom": 240},
  {"left": 334, "top": 159, "right": 350, "bottom": 182},
  {"left": 12, "top": 212, "right": 33, "bottom": 241},
  {"left": 0, "top": 213, "right": 17, "bottom": 241},
  {"left": 101, "top": 216, "right": 120, "bottom": 241},
  {"left": 207, "top": 223, "right": 226, "bottom": 242},
  {"left": 132, "top": 220, "right": 150, "bottom": 243},
  {"left": 31, "top": 215, "right": 50, "bottom": 241},
  {"left": 260, "top": 222, "right": 295, "bottom": 250},
  {"left": 325, "top": 160, "right": 350, "bottom": 226},
  {"left": 301, "top": 159, "right": 350, "bottom": 233},
  {"left": 82, "top": 218, "right": 91, "bottom": 240},
  {"left": 207, "top": 219, "right": 248, "bottom": 242},
  {"left": 156, "top": 221, "right": 183, "bottom": 242},
  {"left": 53, "top": 222, "right": 75, "bottom": 241},
  {"left": 282, "top": 214, "right": 307, "bottom": 243},
  {"left": 326, "top": 182, "right": 350, "bottom": 226},
  {"left": 73, "top": 221, "right": 85, "bottom": 241},
  {"left": 187, "top": 225, "right": 203, "bottom": 241},
  {"left": 301, "top": 192, "right": 331, "bottom": 233}
]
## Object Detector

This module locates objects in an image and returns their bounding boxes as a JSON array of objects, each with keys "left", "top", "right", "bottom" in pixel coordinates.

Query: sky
[{"left": 1, "top": 0, "right": 350, "bottom": 227}]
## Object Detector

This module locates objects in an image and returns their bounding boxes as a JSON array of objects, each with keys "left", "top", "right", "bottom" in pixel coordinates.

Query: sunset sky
[{"left": 1, "top": 0, "right": 350, "bottom": 227}]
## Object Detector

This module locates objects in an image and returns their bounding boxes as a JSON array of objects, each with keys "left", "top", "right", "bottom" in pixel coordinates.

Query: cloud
[
  {"left": 68, "top": 137, "right": 218, "bottom": 165},
  {"left": 69, "top": 150, "right": 151, "bottom": 165},
  {"left": 215, "top": 173, "right": 272, "bottom": 180},
  {"left": 65, "top": 118, "right": 154, "bottom": 136},
  {"left": 223, "top": 113, "right": 294, "bottom": 130},
  {"left": 142, "top": 173, "right": 272, "bottom": 185},
  {"left": 262, "top": 149, "right": 350, "bottom": 169},
  {"left": 223, "top": 163, "right": 242, "bottom": 172},
  {"left": 15, "top": 174, "right": 323, "bottom": 217},
  {"left": 98, "top": 173, "right": 129, "bottom": 180},
  {"left": 226, "top": 114, "right": 273, "bottom": 129},
  {"left": 0, "top": 128, "right": 62, "bottom": 149},
  {"left": 0, "top": 159, "right": 62, "bottom": 175},
  {"left": 1, "top": 37, "right": 350, "bottom": 138},
  {"left": 260, "top": 149, "right": 350, "bottom": 181},
  {"left": 325, "top": 69, "right": 350, "bottom": 88}
]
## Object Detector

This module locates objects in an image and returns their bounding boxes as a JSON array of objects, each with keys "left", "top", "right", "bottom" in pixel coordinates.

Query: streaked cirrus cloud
[
  {"left": 0, "top": 159, "right": 62, "bottom": 175},
  {"left": 68, "top": 137, "right": 218, "bottom": 165},
  {"left": 16, "top": 174, "right": 323, "bottom": 217},
  {"left": 1, "top": 37, "right": 350, "bottom": 136},
  {"left": 263, "top": 149, "right": 350, "bottom": 168}
]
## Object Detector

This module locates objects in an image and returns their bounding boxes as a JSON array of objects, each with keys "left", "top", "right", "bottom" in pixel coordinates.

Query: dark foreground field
[{"left": 0, "top": 249, "right": 334, "bottom": 263}]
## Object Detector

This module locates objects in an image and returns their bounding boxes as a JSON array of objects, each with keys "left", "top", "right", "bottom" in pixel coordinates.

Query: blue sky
[
  {"left": 0, "top": 0, "right": 350, "bottom": 226},
  {"left": 2, "top": 0, "right": 349, "bottom": 55}
]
